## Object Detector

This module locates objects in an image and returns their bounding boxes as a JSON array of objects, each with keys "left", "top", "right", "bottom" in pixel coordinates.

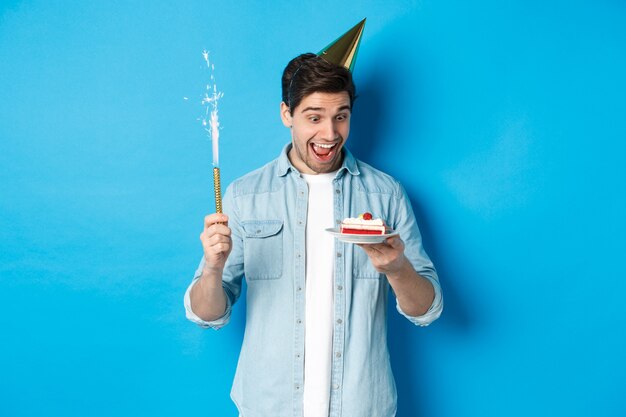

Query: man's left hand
[{"left": 357, "top": 236, "right": 408, "bottom": 275}]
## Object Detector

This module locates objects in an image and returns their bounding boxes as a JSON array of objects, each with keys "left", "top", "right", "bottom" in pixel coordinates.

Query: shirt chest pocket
[{"left": 242, "top": 220, "right": 283, "bottom": 280}]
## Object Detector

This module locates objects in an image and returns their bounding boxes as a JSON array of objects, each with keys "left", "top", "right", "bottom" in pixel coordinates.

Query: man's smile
[{"left": 310, "top": 141, "right": 339, "bottom": 161}]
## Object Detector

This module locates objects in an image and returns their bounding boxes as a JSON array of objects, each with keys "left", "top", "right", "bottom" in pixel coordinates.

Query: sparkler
[{"left": 201, "top": 50, "right": 224, "bottom": 214}]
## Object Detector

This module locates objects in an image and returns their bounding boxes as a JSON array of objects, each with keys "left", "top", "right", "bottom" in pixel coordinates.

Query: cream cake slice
[{"left": 340, "top": 212, "right": 387, "bottom": 235}]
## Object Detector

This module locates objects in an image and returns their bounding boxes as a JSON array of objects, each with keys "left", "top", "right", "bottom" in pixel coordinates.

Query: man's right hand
[{"left": 200, "top": 213, "right": 232, "bottom": 275}]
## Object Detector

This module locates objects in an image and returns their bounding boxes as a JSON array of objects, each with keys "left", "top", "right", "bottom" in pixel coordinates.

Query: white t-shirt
[{"left": 301, "top": 172, "right": 336, "bottom": 417}]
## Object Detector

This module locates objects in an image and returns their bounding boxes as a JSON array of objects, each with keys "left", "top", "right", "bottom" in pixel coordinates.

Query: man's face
[{"left": 280, "top": 91, "right": 351, "bottom": 175}]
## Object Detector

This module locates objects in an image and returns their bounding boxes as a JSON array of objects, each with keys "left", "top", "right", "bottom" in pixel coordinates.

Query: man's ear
[{"left": 280, "top": 102, "right": 293, "bottom": 128}]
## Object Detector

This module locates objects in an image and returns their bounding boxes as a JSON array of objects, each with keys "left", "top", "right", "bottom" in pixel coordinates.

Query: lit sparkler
[{"left": 201, "top": 50, "right": 224, "bottom": 213}]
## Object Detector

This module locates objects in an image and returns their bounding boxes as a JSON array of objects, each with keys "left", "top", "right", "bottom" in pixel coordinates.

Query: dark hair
[{"left": 281, "top": 53, "right": 356, "bottom": 114}]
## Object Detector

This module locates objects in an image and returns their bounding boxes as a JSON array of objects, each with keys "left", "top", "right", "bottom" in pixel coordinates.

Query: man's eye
[
  {"left": 336, "top": 114, "right": 348, "bottom": 121},
  {"left": 309, "top": 117, "right": 320, "bottom": 123}
]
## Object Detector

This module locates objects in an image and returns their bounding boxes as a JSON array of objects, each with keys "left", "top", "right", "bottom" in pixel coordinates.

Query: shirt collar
[{"left": 276, "top": 143, "right": 360, "bottom": 177}]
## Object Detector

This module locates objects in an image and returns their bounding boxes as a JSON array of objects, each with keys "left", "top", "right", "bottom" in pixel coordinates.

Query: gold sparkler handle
[{"left": 213, "top": 167, "right": 222, "bottom": 214}]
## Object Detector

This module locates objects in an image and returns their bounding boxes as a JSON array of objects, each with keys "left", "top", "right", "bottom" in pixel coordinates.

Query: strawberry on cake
[{"left": 340, "top": 212, "right": 387, "bottom": 235}]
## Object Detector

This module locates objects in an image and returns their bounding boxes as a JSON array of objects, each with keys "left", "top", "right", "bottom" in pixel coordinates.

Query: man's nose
[{"left": 321, "top": 119, "right": 337, "bottom": 140}]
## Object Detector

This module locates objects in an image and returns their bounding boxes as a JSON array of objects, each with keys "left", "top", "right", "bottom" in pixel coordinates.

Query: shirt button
[
  {"left": 335, "top": 189, "right": 340, "bottom": 194},
  {"left": 296, "top": 253, "right": 301, "bottom": 258},
  {"left": 337, "top": 285, "right": 343, "bottom": 291},
  {"left": 335, "top": 352, "right": 342, "bottom": 358},
  {"left": 297, "top": 319, "right": 302, "bottom": 324},
  {"left": 298, "top": 220, "right": 303, "bottom": 225},
  {"left": 295, "top": 384, "right": 300, "bottom": 390},
  {"left": 336, "top": 252, "right": 342, "bottom": 257},
  {"left": 333, "top": 384, "right": 340, "bottom": 390},
  {"left": 297, "top": 286, "right": 302, "bottom": 291},
  {"left": 336, "top": 319, "right": 342, "bottom": 324}
]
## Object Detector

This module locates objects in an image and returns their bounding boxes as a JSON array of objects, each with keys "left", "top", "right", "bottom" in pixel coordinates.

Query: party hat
[{"left": 318, "top": 18, "right": 366, "bottom": 72}]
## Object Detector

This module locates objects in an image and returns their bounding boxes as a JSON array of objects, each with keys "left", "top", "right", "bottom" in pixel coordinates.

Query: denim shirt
[{"left": 184, "top": 145, "right": 443, "bottom": 417}]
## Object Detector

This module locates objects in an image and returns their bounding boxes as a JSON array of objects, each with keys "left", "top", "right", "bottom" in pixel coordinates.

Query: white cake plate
[{"left": 325, "top": 228, "right": 399, "bottom": 244}]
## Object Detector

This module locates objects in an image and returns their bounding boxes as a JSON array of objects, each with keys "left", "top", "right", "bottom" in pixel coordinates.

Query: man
[{"left": 184, "top": 21, "right": 443, "bottom": 417}]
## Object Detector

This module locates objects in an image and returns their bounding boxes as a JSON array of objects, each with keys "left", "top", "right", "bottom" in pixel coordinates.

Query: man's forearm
[
  {"left": 386, "top": 260, "right": 435, "bottom": 317},
  {"left": 189, "top": 269, "right": 228, "bottom": 322}
]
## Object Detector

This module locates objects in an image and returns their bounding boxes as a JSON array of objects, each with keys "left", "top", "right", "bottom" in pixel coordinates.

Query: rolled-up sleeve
[{"left": 396, "top": 275, "right": 443, "bottom": 326}]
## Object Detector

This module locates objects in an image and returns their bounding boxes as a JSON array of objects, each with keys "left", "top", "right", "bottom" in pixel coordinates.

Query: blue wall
[{"left": 1, "top": 1, "right": 625, "bottom": 416}]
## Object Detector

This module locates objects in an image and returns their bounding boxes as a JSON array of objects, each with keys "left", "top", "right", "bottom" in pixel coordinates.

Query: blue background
[{"left": 1, "top": 1, "right": 625, "bottom": 416}]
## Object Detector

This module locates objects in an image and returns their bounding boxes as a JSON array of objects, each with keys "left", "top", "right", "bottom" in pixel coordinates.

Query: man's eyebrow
[
  {"left": 300, "top": 105, "right": 352, "bottom": 113},
  {"left": 300, "top": 106, "right": 323, "bottom": 112}
]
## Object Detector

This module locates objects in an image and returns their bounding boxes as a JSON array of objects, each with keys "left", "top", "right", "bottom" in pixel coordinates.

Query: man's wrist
[
  {"left": 200, "top": 266, "right": 224, "bottom": 288},
  {"left": 385, "top": 256, "right": 414, "bottom": 281}
]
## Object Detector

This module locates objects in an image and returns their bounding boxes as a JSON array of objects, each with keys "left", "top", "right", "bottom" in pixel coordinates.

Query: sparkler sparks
[{"left": 201, "top": 50, "right": 224, "bottom": 167}]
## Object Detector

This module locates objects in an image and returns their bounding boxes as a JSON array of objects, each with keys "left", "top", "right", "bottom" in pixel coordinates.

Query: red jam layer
[{"left": 340, "top": 228, "right": 384, "bottom": 235}]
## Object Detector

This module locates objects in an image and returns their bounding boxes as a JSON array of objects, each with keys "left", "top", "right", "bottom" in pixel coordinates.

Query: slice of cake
[{"left": 340, "top": 212, "right": 387, "bottom": 235}]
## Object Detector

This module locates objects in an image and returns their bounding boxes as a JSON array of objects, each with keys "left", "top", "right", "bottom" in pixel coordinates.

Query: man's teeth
[{"left": 313, "top": 143, "right": 336, "bottom": 149}]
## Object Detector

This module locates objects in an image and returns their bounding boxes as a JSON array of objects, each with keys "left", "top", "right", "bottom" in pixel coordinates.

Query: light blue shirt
[{"left": 184, "top": 145, "right": 443, "bottom": 417}]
